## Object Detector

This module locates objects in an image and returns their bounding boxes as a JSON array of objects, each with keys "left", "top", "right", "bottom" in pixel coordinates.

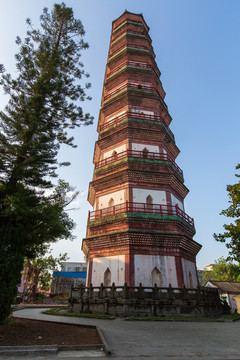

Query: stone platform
[{"left": 69, "top": 283, "right": 223, "bottom": 317}]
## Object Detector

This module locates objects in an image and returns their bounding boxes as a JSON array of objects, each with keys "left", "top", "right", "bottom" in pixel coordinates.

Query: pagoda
[{"left": 82, "top": 11, "right": 201, "bottom": 289}]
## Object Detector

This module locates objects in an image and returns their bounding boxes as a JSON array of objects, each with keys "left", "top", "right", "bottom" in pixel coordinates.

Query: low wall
[
  {"left": 51, "top": 277, "right": 86, "bottom": 295},
  {"left": 68, "top": 283, "right": 223, "bottom": 317}
]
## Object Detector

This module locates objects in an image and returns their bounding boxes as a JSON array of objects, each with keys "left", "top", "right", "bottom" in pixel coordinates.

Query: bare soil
[{"left": 0, "top": 318, "right": 101, "bottom": 346}]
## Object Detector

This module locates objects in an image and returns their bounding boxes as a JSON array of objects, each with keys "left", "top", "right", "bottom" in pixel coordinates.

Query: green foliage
[
  {"left": 214, "top": 164, "right": 240, "bottom": 262},
  {"left": 24, "top": 246, "right": 69, "bottom": 301},
  {"left": 0, "top": 2, "right": 92, "bottom": 190},
  {"left": 0, "top": 245, "right": 24, "bottom": 324},
  {"left": 201, "top": 257, "right": 240, "bottom": 284},
  {"left": 0, "top": 3, "right": 92, "bottom": 323},
  {"left": 44, "top": 309, "right": 114, "bottom": 319}
]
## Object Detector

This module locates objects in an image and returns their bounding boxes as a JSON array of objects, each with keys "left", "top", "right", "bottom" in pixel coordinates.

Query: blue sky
[{"left": 0, "top": 0, "right": 239, "bottom": 268}]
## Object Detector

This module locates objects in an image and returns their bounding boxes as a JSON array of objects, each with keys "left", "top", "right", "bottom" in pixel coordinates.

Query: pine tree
[{"left": 0, "top": 3, "right": 92, "bottom": 322}]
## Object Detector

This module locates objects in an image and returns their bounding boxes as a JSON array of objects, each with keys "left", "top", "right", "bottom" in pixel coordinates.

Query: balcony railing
[
  {"left": 100, "top": 110, "right": 174, "bottom": 139},
  {"left": 106, "top": 60, "right": 159, "bottom": 79},
  {"left": 88, "top": 201, "right": 194, "bottom": 227},
  {"left": 95, "top": 149, "right": 183, "bottom": 177},
  {"left": 104, "top": 81, "right": 157, "bottom": 101},
  {"left": 109, "top": 42, "right": 153, "bottom": 60},
  {"left": 103, "top": 82, "right": 167, "bottom": 109},
  {"left": 113, "top": 20, "right": 144, "bottom": 33},
  {"left": 111, "top": 30, "right": 149, "bottom": 45}
]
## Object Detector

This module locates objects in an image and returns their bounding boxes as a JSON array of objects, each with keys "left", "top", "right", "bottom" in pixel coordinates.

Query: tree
[
  {"left": 214, "top": 164, "right": 240, "bottom": 262},
  {"left": 0, "top": 3, "right": 92, "bottom": 322},
  {"left": 201, "top": 257, "right": 240, "bottom": 285},
  {"left": 23, "top": 245, "right": 69, "bottom": 302}
]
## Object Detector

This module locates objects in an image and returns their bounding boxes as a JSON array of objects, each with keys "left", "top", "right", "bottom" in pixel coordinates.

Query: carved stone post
[
  {"left": 168, "top": 284, "right": 174, "bottom": 300},
  {"left": 111, "top": 282, "right": 116, "bottom": 299},
  {"left": 89, "top": 283, "right": 93, "bottom": 299},
  {"left": 99, "top": 283, "right": 104, "bottom": 299},
  {"left": 138, "top": 283, "right": 144, "bottom": 299},
  {"left": 123, "top": 282, "right": 129, "bottom": 299},
  {"left": 182, "top": 285, "right": 188, "bottom": 300}
]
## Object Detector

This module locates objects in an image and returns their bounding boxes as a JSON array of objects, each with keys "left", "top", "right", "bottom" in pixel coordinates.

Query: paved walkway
[{"left": 10, "top": 308, "right": 240, "bottom": 359}]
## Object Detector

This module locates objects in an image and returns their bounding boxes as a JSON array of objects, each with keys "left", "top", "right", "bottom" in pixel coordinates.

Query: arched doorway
[
  {"left": 151, "top": 267, "right": 162, "bottom": 287},
  {"left": 104, "top": 268, "right": 111, "bottom": 287}
]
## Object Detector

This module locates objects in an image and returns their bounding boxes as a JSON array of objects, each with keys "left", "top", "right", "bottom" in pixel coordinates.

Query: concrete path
[{"left": 11, "top": 308, "right": 240, "bottom": 359}]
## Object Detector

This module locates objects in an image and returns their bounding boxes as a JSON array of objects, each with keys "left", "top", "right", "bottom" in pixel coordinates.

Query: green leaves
[
  {"left": 0, "top": 2, "right": 93, "bottom": 189},
  {"left": 25, "top": 245, "right": 69, "bottom": 295},
  {"left": 201, "top": 257, "right": 240, "bottom": 284},
  {"left": 0, "top": 64, "right": 5, "bottom": 73},
  {"left": 0, "top": 3, "right": 91, "bottom": 322},
  {"left": 214, "top": 164, "right": 240, "bottom": 262}
]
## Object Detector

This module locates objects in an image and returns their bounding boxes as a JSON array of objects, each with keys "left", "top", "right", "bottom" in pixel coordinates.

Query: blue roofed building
[{"left": 51, "top": 262, "right": 87, "bottom": 295}]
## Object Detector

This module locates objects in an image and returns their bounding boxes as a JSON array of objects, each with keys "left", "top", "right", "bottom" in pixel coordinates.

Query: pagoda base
[
  {"left": 69, "top": 284, "right": 224, "bottom": 317},
  {"left": 83, "top": 230, "right": 201, "bottom": 288},
  {"left": 86, "top": 253, "right": 199, "bottom": 288}
]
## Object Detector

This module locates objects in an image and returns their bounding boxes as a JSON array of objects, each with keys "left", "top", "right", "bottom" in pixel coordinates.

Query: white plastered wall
[
  {"left": 130, "top": 80, "right": 153, "bottom": 88},
  {"left": 133, "top": 188, "right": 166, "bottom": 204},
  {"left": 98, "top": 189, "right": 126, "bottom": 209},
  {"left": 134, "top": 255, "right": 178, "bottom": 287},
  {"left": 170, "top": 194, "right": 184, "bottom": 210},
  {"left": 130, "top": 107, "right": 154, "bottom": 116},
  {"left": 86, "top": 259, "right": 90, "bottom": 287},
  {"left": 91, "top": 255, "right": 125, "bottom": 286},
  {"left": 105, "top": 107, "right": 128, "bottom": 122},
  {"left": 103, "top": 143, "right": 127, "bottom": 159},
  {"left": 227, "top": 294, "right": 237, "bottom": 312},
  {"left": 132, "top": 143, "right": 159, "bottom": 153},
  {"left": 181, "top": 258, "right": 198, "bottom": 288}
]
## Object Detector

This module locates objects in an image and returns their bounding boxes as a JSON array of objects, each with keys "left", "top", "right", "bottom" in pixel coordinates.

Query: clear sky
[{"left": 0, "top": 0, "right": 239, "bottom": 269}]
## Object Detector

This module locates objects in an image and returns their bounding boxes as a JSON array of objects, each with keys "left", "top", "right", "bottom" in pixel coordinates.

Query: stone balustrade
[{"left": 68, "top": 283, "right": 223, "bottom": 317}]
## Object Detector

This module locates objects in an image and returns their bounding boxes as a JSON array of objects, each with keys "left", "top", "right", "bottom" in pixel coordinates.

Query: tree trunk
[
  {"left": 28, "top": 267, "right": 41, "bottom": 303},
  {"left": 0, "top": 245, "right": 24, "bottom": 323}
]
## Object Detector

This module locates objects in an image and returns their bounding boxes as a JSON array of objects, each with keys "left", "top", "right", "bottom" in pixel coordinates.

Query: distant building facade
[
  {"left": 205, "top": 280, "right": 240, "bottom": 312},
  {"left": 204, "top": 264, "right": 215, "bottom": 272},
  {"left": 17, "top": 273, "right": 28, "bottom": 294},
  {"left": 51, "top": 262, "right": 87, "bottom": 295}
]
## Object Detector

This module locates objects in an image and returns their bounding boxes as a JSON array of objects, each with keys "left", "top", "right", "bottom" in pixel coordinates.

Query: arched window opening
[
  {"left": 142, "top": 147, "right": 149, "bottom": 159},
  {"left": 146, "top": 194, "right": 153, "bottom": 205},
  {"left": 108, "top": 198, "right": 114, "bottom": 208},
  {"left": 189, "top": 272, "right": 193, "bottom": 288},
  {"left": 138, "top": 84, "right": 142, "bottom": 89},
  {"left": 112, "top": 150, "right": 117, "bottom": 157},
  {"left": 146, "top": 194, "right": 153, "bottom": 211},
  {"left": 151, "top": 267, "right": 162, "bottom": 287},
  {"left": 104, "top": 268, "right": 111, "bottom": 287}
]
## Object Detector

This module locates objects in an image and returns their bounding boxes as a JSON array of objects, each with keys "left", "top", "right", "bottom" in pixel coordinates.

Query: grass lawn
[
  {"left": 43, "top": 308, "right": 240, "bottom": 322},
  {"left": 43, "top": 308, "right": 114, "bottom": 319}
]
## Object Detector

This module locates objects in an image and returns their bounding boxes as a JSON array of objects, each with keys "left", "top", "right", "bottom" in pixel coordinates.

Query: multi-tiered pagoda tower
[{"left": 82, "top": 11, "right": 201, "bottom": 289}]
